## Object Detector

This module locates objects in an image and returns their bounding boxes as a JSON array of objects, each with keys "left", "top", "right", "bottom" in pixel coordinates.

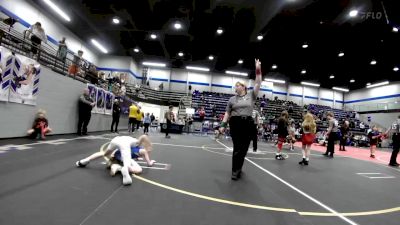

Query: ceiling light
[
  {"left": 393, "top": 27, "right": 399, "bottom": 33},
  {"left": 142, "top": 62, "right": 166, "bottom": 67},
  {"left": 366, "top": 81, "right": 389, "bottom": 88},
  {"left": 238, "top": 59, "right": 243, "bottom": 64},
  {"left": 338, "top": 52, "right": 344, "bottom": 57},
  {"left": 394, "top": 67, "right": 399, "bottom": 72},
  {"left": 257, "top": 35, "right": 263, "bottom": 40},
  {"left": 216, "top": 28, "right": 223, "bottom": 35},
  {"left": 301, "top": 81, "right": 320, "bottom": 87},
  {"left": 208, "top": 55, "right": 214, "bottom": 60},
  {"left": 330, "top": 75, "right": 335, "bottom": 79},
  {"left": 150, "top": 34, "right": 157, "bottom": 39},
  {"left": 370, "top": 60, "right": 377, "bottom": 65},
  {"left": 178, "top": 52, "right": 184, "bottom": 57},
  {"left": 264, "top": 78, "right": 285, "bottom": 84},
  {"left": 332, "top": 87, "right": 349, "bottom": 92},
  {"left": 186, "top": 66, "right": 210, "bottom": 72},
  {"left": 174, "top": 22, "right": 182, "bottom": 30},
  {"left": 302, "top": 44, "right": 308, "bottom": 48},
  {"left": 226, "top": 70, "right": 248, "bottom": 76},
  {"left": 349, "top": 10, "right": 358, "bottom": 17},
  {"left": 366, "top": 83, "right": 371, "bottom": 86},
  {"left": 272, "top": 64, "right": 277, "bottom": 69},
  {"left": 350, "top": 79, "right": 355, "bottom": 83},
  {"left": 112, "top": 18, "right": 120, "bottom": 24},
  {"left": 91, "top": 39, "right": 108, "bottom": 54},
  {"left": 133, "top": 48, "right": 139, "bottom": 53},
  {"left": 301, "top": 69, "right": 306, "bottom": 74},
  {"left": 43, "top": 0, "right": 71, "bottom": 22}
]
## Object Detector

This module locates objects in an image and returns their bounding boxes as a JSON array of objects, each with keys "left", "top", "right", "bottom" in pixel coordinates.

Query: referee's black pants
[
  {"left": 390, "top": 133, "right": 400, "bottom": 165},
  {"left": 229, "top": 116, "right": 254, "bottom": 173}
]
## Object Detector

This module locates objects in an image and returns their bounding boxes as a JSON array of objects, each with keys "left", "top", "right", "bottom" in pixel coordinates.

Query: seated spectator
[{"left": 27, "top": 109, "right": 52, "bottom": 140}]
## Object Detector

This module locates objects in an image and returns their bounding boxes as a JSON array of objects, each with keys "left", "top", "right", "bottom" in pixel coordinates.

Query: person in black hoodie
[
  {"left": 111, "top": 99, "right": 121, "bottom": 133},
  {"left": 77, "top": 88, "right": 94, "bottom": 135}
]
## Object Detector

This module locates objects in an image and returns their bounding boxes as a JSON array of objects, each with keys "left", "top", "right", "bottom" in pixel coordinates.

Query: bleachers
[
  {"left": 126, "top": 84, "right": 187, "bottom": 105},
  {"left": 307, "top": 104, "right": 368, "bottom": 132},
  {"left": 191, "top": 91, "right": 233, "bottom": 120}
]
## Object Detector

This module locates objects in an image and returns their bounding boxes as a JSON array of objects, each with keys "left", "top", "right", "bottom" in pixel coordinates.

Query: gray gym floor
[{"left": 0, "top": 131, "right": 399, "bottom": 225}]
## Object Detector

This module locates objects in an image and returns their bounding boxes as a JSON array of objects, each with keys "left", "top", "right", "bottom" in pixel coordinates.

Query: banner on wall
[
  {"left": 87, "top": 83, "right": 97, "bottom": 113},
  {"left": 96, "top": 88, "right": 105, "bottom": 114},
  {"left": 0, "top": 47, "right": 13, "bottom": 102},
  {"left": 105, "top": 91, "right": 114, "bottom": 115},
  {"left": 9, "top": 54, "right": 41, "bottom": 105}
]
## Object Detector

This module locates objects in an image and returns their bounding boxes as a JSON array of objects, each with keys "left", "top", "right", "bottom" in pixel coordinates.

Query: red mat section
[{"left": 293, "top": 142, "right": 400, "bottom": 166}]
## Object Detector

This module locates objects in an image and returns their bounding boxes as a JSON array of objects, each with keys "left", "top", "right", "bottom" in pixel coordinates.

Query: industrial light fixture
[
  {"left": 112, "top": 17, "right": 120, "bottom": 24},
  {"left": 330, "top": 75, "right": 335, "bottom": 79},
  {"left": 133, "top": 48, "right": 139, "bottom": 53},
  {"left": 257, "top": 35, "right": 263, "bottom": 40},
  {"left": 174, "top": 22, "right": 182, "bottom": 30},
  {"left": 301, "top": 69, "right": 307, "bottom": 74},
  {"left": 366, "top": 81, "right": 389, "bottom": 88},
  {"left": 349, "top": 10, "right": 358, "bottom": 17},
  {"left": 272, "top": 64, "right": 277, "bottom": 69},
  {"left": 142, "top": 62, "right": 166, "bottom": 67},
  {"left": 350, "top": 79, "right": 355, "bottom": 83},
  {"left": 178, "top": 52, "right": 184, "bottom": 57},
  {"left": 226, "top": 70, "right": 248, "bottom": 76},
  {"left": 216, "top": 28, "right": 223, "bottom": 35},
  {"left": 238, "top": 59, "right": 243, "bottom": 64},
  {"left": 332, "top": 87, "right": 349, "bottom": 92},
  {"left": 91, "top": 39, "right": 108, "bottom": 54},
  {"left": 43, "top": 0, "right": 71, "bottom": 22},
  {"left": 186, "top": 66, "right": 210, "bottom": 72},
  {"left": 301, "top": 81, "right": 320, "bottom": 87},
  {"left": 338, "top": 52, "right": 344, "bottom": 57},
  {"left": 264, "top": 78, "right": 285, "bottom": 84},
  {"left": 208, "top": 55, "right": 214, "bottom": 60},
  {"left": 150, "top": 34, "right": 157, "bottom": 39}
]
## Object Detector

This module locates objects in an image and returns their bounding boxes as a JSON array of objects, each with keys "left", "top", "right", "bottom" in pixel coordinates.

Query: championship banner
[
  {"left": 96, "top": 88, "right": 105, "bottom": 114},
  {"left": 105, "top": 91, "right": 114, "bottom": 115},
  {"left": 9, "top": 54, "right": 41, "bottom": 105},
  {"left": 87, "top": 83, "right": 97, "bottom": 113},
  {"left": 0, "top": 47, "right": 13, "bottom": 102}
]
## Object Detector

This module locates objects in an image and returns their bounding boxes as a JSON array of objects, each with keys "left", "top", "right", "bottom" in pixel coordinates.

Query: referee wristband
[{"left": 220, "top": 122, "right": 227, "bottom": 128}]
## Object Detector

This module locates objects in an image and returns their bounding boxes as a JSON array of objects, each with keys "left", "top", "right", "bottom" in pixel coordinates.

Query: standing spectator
[
  {"left": 368, "top": 125, "right": 381, "bottom": 158},
  {"left": 198, "top": 107, "right": 206, "bottom": 122},
  {"left": 56, "top": 37, "right": 68, "bottom": 61},
  {"left": 128, "top": 103, "right": 138, "bottom": 133},
  {"left": 150, "top": 113, "right": 155, "bottom": 124},
  {"left": 219, "top": 59, "right": 262, "bottom": 180},
  {"left": 276, "top": 111, "right": 289, "bottom": 159},
  {"left": 299, "top": 113, "right": 316, "bottom": 165},
  {"left": 164, "top": 105, "right": 174, "bottom": 138},
  {"left": 111, "top": 99, "right": 121, "bottom": 133},
  {"left": 143, "top": 113, "right": 151, "bottom": 135},
  {"left": 68, "top": 50, "right": 83, "bottom": 76},
  {"left": 159, "top": 82, "right": 164, "bottom": 91},
  {"left": 77, "top": 88, "right": 95, "bottom": 135},
  {"left": 188, "top": 84, "right": 192, "bottom": 95},
  {"left": 136, "top": 107, "right": 143, "bottom": 130},
  {"left": 27, "top": 22, "right": 47, "bottom": 56},
  {"left": 323, "top": 112, "right": 339, "bottom": 158},
  {"left": 251, "top": 109, "right": 260, "bottom": 152},
  {"left": 339, "top": 121, "right": 350, "bottom": 151}
]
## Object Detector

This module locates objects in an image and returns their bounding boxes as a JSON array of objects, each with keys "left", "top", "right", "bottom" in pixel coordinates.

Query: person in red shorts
[{"left": 299, "top": 113, "right": 316, "bottom": 165}]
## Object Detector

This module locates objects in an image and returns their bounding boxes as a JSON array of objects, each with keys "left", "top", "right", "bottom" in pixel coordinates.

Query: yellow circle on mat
[{"left": 99, "top": 142, "right": 400, "bottom": 217}]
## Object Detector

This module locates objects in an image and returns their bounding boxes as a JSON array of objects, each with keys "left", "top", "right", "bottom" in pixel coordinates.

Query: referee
[{"left": 220, "top": 59, "right": 262, "bottom": 180}]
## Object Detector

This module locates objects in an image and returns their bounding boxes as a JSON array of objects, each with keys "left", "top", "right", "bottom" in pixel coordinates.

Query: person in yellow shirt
[
  {"left": 129, "top": 103, "right": 138, "bottom": 132},
  {"left": 136, "top": 106, "right": 143, "bottom": 130}
]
